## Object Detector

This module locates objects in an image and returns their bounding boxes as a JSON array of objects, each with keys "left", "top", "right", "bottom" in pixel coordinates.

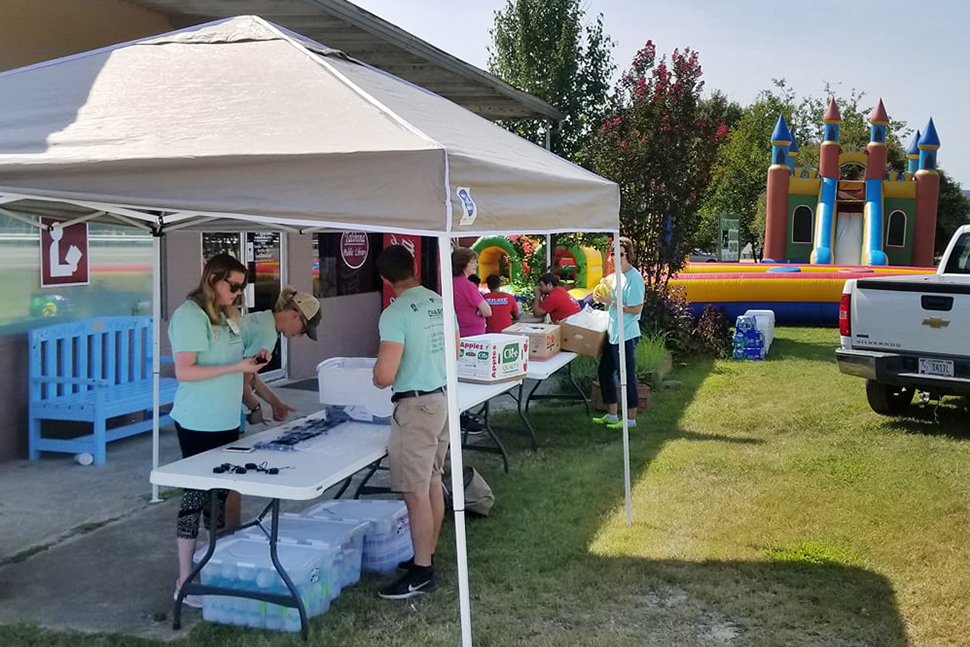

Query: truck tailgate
[{"left": 850, "top": 274, "right": 970, "bottom": 356}]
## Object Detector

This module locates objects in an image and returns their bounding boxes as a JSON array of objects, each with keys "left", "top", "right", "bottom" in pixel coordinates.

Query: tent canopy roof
[
  {"left": 0, "top": 16, "right": 618, "bottom": 236},
  {"left": 129, "top": 0, "right": 564, "bottom": 122}
]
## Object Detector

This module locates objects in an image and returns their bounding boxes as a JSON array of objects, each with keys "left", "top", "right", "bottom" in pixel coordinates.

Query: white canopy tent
[{"left": 0, "top": 16, "right": 634, "bottom": 644}]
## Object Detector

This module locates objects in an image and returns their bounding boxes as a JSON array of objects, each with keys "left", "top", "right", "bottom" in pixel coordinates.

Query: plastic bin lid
[
  {"left": 192, "top": 536, "right": 325, "bottom": 571},
  {"left": 316, "top": 357, "right": 377, "bottom": 370},
  {"left": 243, "top": 513, "right": 368, "bottom": 545},
  {"left": 307, "top": 499, "right": 407, "bottom": 520}
]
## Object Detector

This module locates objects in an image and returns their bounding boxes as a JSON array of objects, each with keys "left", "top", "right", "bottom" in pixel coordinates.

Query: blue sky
[{"left": 349, "top": 0, "right": 970, "bottom": 186}]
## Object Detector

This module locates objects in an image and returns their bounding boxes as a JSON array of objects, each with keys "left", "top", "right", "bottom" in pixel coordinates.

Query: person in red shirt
[
  {"left": 484, "top": 274, "right": 519, "bottom": 333},
  {"left": 533, "top": 273, "right": 581, "bottom": 322}
]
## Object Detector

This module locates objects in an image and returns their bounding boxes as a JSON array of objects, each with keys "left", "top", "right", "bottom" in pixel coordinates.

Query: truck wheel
[{"left": 865, "top": 380, "right": 914, "bottom": 415}]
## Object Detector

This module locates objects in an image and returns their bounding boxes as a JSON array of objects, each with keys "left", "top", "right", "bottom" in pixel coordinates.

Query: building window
[
  {"left": 886, "top": 210, "right": 906, "bottom": 247},
  {"left": 0, "top": 212, "right": 153, "bottom": 334},
  {"left": 792, "top": 205, "right": 813, "bottom": 244}
]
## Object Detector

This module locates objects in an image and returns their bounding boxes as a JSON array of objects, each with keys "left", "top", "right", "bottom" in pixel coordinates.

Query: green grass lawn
[{"left": 4, "top": 327, "right": 969, "bottom": 646}]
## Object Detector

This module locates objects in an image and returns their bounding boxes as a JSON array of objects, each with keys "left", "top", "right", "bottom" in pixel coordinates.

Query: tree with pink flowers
[{"left": 585, "top": 41, "right": 733, "bottom": 288}]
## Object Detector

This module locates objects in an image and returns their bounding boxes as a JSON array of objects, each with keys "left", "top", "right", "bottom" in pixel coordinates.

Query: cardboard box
[
  {"left": 560, "top": 309, "right": 609, "bottom": 357},
  {"left": 457, "top": 334, "right": 528, "bottom": 383},
  {"left": 502, "top": 323, "right": 561, "bottom": 361}
]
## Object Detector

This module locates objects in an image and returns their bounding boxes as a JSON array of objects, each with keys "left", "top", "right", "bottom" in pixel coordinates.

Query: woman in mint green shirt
[{"left": 168, "top": 253, "right": 267, "bottom": 605}]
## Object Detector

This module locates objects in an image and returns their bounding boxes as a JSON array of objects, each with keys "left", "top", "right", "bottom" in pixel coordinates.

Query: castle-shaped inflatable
[{"left": 763, "top": 99, "right": 940, "bottom": 267}]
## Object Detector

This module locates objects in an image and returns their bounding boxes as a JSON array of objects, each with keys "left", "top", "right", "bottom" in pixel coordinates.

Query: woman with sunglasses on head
[{"left": 167, "top": 253, "right": 268, "bottom": 607}]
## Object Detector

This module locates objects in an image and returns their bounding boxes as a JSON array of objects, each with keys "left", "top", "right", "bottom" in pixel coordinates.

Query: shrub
[
  {"left": 640, "top": 284, "right": 732, "bottom": 358},
  {"left": 694, "top": 304, "right": 732, "bottom": 358},
  {"left": 641, "top": 283, "right": 695, "bottom": 354}
]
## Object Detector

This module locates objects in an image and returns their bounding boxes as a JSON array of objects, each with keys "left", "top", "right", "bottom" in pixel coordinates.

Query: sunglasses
[{"left": 224, "top": 278, "right": 246, "bottom": 293}]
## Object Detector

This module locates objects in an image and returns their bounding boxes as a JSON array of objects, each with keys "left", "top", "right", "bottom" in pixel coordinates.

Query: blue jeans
[{"left": 598, "top": 336, "right": 640, "bottom": 409}]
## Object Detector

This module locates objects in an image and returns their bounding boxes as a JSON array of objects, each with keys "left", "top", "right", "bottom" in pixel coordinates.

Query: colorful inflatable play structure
[
  {"left": 764, "top": 98, "right": 940, "bottom": 267},
  {"left": 671, "top": 98, "right": 940, "bottom": 325},
  {"left": 671, "top": 262, "right": 934, "bottom": 324},
  {"left": 471, "top": 236, "right": 610, "bottom": 299}
]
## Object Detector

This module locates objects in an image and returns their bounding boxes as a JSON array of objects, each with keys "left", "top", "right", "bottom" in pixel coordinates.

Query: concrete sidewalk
[
  {"left": 0, "top": 377, "right": 542, "bottom": 639},
  {"left": 0, "top": 384, "right": 356, "bottom": 640}
]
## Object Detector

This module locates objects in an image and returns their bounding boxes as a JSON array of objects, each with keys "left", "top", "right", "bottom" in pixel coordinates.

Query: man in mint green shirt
[{"left": 372, "top": 245, "right": 456, "bottom": 600}]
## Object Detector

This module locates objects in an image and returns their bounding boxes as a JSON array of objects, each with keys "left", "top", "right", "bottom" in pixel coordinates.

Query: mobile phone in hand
[{"left": 254, "top": 356, "right": 268, "bottom": 365}]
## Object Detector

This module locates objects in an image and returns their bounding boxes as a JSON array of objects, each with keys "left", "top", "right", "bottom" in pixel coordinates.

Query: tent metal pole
[
  {"left": 437, "top": 233, "right": 473, "bottom": 647},
  {"left": 151, "top": 230, "right": 163, "bottom": 503},
  {"left": 0, "top": 208, "right": 44, "bottom": 228},
  {"left": 613, "top": 233, "right": 632, "bottom": 525},
  {"left": 105, "top": 212, "right": 154, "bottom": 232}
]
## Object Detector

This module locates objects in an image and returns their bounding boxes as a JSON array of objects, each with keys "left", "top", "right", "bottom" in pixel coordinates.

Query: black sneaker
[
  {"left": 378, "top": 567, "right": 438, "bottom": 600},
  {"left": 397, "top": 557, "right": 415, "bottom": 571},
  {"left": 460, "top": 412, "right": 484, "bottom": 432}
]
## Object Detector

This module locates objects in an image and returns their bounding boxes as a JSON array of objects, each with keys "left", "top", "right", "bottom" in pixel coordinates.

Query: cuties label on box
[
  {"left": 502, "top": 323, "right": 561, "bottom": 361},
  {"left": 457, "top": 334, "right": 528, "bottom": 383}
]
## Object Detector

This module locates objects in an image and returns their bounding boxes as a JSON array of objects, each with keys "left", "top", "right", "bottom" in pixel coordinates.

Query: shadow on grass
[
  {"left": 470, "top": 345, "right": 909, "bottom": 646},
  {"left": 449, "top": 555, "right": 909, "bottom": 647},
  {"left": 880, "top": 399, "right": 970, "bottom": 441}
]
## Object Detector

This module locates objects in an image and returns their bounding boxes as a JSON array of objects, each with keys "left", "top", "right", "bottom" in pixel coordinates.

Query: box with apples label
[{"left": 457, "top": 334, "right": 528, "bottom": 383}]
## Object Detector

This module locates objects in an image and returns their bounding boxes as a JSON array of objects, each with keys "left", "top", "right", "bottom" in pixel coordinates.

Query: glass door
[
  {"left": 201, "top": 231, "right": 286, "bottom": 380},
  {"left": 245, "top": 232, "right": 284, "bottom": 379}
]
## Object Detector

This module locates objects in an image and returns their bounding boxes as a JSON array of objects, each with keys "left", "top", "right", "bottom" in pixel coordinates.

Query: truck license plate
[{"left": 918, "top": 358, "right": 954, "bottom": 377}]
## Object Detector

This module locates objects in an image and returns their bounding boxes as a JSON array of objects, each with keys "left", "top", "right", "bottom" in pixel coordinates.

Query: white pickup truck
[{"left": 835, "top": 224, "right": 970, "bottom": 415}]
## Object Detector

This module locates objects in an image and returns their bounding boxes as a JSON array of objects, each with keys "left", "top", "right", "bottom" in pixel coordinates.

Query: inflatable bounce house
[
  {"left": 764, "top": 98, "right": 940, "bottom": 267},
  {"left": 471, "top": 236, "right": 610, "bottom": 300},
  {"left": 671, "top": 98, "right": 940, "bottom": 325}
]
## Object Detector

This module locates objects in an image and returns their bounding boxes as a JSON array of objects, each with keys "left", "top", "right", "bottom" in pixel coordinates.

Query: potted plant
[{"left": 589, "top": 331, "right": 669, "bottom": 412}]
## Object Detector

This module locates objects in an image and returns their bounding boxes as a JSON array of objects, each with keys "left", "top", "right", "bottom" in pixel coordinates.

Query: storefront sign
[
  {"left": 340, "top": 231, "right": 369, "bottom": 270},
  {"left": 40, "top": 217, "right": 89, "bottom": 287}
]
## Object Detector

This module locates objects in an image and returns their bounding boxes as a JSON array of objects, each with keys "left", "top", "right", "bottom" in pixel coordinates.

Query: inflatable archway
[
  {"left": 471, "top": 236, "right": 520, "bottom": 285},
  {"left": 472, "top": 236, "right": 607, "bottom": 296}
]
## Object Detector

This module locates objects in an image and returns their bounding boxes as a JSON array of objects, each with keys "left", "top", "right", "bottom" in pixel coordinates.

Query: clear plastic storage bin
[
  {"left": 244, "top": 513, "right": 369, "bottom": 594},
  {"left": 303, "top": 499, "right": 413, "bottom": 573},
  {"left": 316, "top": 357, "right": 393, "bottom": 418},
  {"left": 192, "top": 537, "right": 338, "bottom": 632}
]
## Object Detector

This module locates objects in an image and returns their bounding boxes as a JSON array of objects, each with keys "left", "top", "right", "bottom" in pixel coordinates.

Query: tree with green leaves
[
  {"left": 935, "top": 171, "right": 970, "bottom": 258},
  {"left": 584, "top": 41, "right": 729, "bottom": 288},
  {"left": 488, "top": 0, "right": 615, "bottom": 161}
]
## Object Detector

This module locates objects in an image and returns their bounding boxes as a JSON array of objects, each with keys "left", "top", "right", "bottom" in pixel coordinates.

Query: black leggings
[
  {"left": 175, "top": 423, "right": 241, "bottom": 540},
  {"left": 598, "top": 336, "right": 641, "bottom": 409}
]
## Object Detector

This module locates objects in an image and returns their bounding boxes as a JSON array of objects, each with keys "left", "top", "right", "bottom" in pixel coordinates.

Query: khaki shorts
[{"left": 388, "top": 392, "right": 450, "bottom": 493}]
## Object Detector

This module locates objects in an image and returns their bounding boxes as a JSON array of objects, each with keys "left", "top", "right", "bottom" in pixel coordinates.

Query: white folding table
[
  {"left": 456, "top": 378, "right": 523, "bottom": 473},
  {"left": 465, "top": 352, "right": 588, "bottom": 459},
  {"left": 522, "top": 351, "right": 590, "bottom": 416},
  {"left": 150, "top": 411, "right": 389, "bottom": 639}
]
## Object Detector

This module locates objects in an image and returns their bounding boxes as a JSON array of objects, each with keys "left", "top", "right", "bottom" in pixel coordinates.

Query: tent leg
[
  {"left": 151, "top": 231, "right": 162, "bottom": 503},
  {"left": 437, "top": 233, "right": 473, "bottom": 647},
  {"left": 612, "top": 233, "right": 632, "bottom": 526}
]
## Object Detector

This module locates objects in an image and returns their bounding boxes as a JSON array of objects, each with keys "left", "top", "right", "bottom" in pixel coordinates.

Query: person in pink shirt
[
  {"left": 484, "top": 274, "right": 519, "bottom": 333},
  {"left": 452, "top": 247, "right": 490, "bottom": 337}
]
